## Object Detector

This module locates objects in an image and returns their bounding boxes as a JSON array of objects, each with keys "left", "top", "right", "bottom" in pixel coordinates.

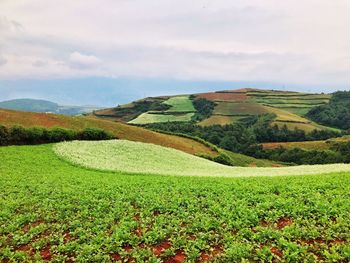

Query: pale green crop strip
[{"left": 53, "top": 140, "right": 350, "bottom": 177}]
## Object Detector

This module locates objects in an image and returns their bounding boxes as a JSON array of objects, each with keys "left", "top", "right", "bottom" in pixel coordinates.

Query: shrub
[
  {"left": 78, "top": 128, "right": 114, "bottom": 141},
  {"left": 0, "top": 125, "right": 9, "bottom": 145},
  {"left": 47, "top": 128, "right": 77, "bottom": 142}
]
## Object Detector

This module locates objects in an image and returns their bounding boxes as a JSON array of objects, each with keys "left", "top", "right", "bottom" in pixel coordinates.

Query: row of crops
[{"left": 1, "top": 143, "right": 349, "bottom": 262}]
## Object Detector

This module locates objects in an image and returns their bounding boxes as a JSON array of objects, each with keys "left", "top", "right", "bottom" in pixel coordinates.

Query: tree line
[
  {"left": 0, "top": 125, "right": 114, "bottom": 146},
  {"left": 307, "top": 91, "right": 350, "bottom": 130},
  {"left": 144, "top": 114, "right": 347, "bottom": 165}
]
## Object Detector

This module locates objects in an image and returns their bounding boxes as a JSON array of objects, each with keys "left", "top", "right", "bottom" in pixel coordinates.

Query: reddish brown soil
[
  {"left": 197, "top": 245, "right": 223, "bottom": 262},
  {"left": 276, "top": 217, "right": 293, "bottom": 229},
  {"left": 163, "top": 250, "right": 186, "bottom": 263},
  {"left": 187, "top": 234, "right": 197, "bottom": 241},
  {"left": 16, "top": 244, "right": 33, "bottom": 255},
  {"left": 110, "top": 253, "right": 121, "bottom": 261},
  {"left": 260, "top": 219, "right": 269, "bottom": 227},
  {"left": 133, "top": 227, "right": 143, "bottom": 237},
  {"left": 197, "top": 92, "right": 248, "bottom": 102},
  {"left": 122, "top": 243, "right": 133, "bottom": 252},
  {"left": 133, "top": 213, "right": 141, "bottom": 222},
  {"left": 271, "top": 247, "right": 283, "bottom": 258},
  {"left": 153, "top": 241, "right": 172, "bottom": 256},
  {"left": 64, "top": 231, "right": 72, "bottom": 244},
  {"left": 40, "top": 245, "right": 52, "bottom": 260}
]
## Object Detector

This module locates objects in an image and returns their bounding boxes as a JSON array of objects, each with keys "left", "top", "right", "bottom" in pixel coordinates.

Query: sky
[{"left": 1, "top": 0, "right": 350, "bottom": 106}]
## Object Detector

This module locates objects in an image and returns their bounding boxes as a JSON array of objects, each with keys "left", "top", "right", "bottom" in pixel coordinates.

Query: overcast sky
[{"left": 0, "top": 0, "right": 350, "bottom": 104}]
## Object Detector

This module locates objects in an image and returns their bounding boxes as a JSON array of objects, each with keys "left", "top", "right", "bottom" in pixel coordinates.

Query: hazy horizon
[{"left": 1, "top": 1, "right": 350, "bottom": 106}]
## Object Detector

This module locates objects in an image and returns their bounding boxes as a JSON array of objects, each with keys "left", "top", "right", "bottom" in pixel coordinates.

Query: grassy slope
[
  {"left": 1, "top": 144, "right": 350, "bottom": 262},
  {"left": 163, "top": 96, "right": 195, "bottom": 112},
  {"left": 0, "top": 109, "right": 217, "bottom": 157},
  {"left": 221, "top": 149, "right": 284, "bottom": 167},
  {"left": 54, "top": 140, "right": 350, "bottom": 177}
]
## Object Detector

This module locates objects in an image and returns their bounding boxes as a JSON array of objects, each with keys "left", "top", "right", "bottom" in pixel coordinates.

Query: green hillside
[
  {"left": 0, "top": 98, "right": 100, "bottom": 115},
  {"left": 0, "top": 99, "right": 59, "bottom": 113},
  {"left": 93, "top": 88, "right": 335, "bottom": 132}
]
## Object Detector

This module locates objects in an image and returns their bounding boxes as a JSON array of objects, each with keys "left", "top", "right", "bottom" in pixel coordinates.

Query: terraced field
[
  {"left": 0, "top": 109, "right": 217, "bottom": 157},
  {"left": 1, "top": 143, "right": 350, "bottom": 262},
  {"left": 127, "top": 96, "right": 196, "bottom": 124},
  {"left": 93, "top": 88, "right": 336, "bottom": 131}
]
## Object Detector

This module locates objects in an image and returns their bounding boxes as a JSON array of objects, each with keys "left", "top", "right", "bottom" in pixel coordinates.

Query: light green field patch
[
  {"left": 163, "top": 96, "right": 195, "bottom": 112},
  {"left": 54, "top": 140, "right": 350, "bottom": 177},
  {"left": 128, "top": 112, "right": 194, "bottom": 124}
]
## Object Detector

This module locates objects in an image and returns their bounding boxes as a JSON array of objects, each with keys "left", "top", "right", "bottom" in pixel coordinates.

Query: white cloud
[
  {"left": 0, "top": 0, "right": 350, "bottom": 87},
  {"left": 69, "top": 52, "right": 101, "bottom": 69}
]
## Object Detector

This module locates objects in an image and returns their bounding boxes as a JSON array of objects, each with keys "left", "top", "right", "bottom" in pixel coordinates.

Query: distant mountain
[
  {"left": 0, "top": 98, "right": 101, "bottom": 116},
  {"left": 93, "top": 88, "right": 335, "bottom": 132}
]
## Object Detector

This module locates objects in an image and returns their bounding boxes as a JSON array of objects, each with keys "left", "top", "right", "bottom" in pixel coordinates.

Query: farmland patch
[{"left": 54, "top": 140, "right": 350, "bottom": 177}]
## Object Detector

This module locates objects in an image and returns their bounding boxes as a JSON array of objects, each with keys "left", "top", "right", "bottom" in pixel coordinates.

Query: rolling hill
[
  {"left": 0, "top": 98, "right": 101, "bottom": 116},
  {"left": 93, "top": 88, "right": 334, "bottom": 132},
  {"left": 0, "top": 108, "right": 217, "bottom": 158}
]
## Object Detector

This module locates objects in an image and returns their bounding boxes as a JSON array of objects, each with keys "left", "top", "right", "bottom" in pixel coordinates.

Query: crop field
[
  {"left": 163, "top": 96, "right": 195, "bottom": 113},
  {"left": 270, "top": 107, "right": 312, "bottom": 117},
  {"left": 263, "top": 106, "right": 310, "bottom": 123},
  {"left": 198, "top": 115, "right": 243, "bottom": 126},
  {"left": 54, "top": 140, "right": 350, "bottom": 177},
  {"left": 262, "top": 140, "right": 331, "bottom": 151},
  {"left": 213, "top": 102, "right": 267, "bottom": 116},
  {"left": 0, "top": 109, "right": 217, "bottom": 157},
  {"left": 197, "top": 92, "right": 248, "bottom": 102},
  {"left": 1, "top": 144, "right": 350, "bottom": 262},
  {"left": 128, "top": 113, "right": 195, "bottom": 125}
]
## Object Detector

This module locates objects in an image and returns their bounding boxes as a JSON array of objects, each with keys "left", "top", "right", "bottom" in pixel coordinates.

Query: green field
[
  {"left": 163, "top": 96, "right": 195, "bottom": 113},
  {"left": 1, "top": 144, "right": 350, "bottom": 262},
  {"left": 128, "top": 112, "right": 195, "bottom": 125}
]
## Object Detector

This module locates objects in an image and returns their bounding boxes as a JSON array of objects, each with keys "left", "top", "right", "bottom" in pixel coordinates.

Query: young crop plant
[{"left": 1, "top": 144, "right": 350, "bottom": 262}]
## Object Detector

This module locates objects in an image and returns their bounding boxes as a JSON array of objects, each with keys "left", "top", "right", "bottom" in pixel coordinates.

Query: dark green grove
[{"left": 0, "top": 125, "right": 115, "bottom": 146}]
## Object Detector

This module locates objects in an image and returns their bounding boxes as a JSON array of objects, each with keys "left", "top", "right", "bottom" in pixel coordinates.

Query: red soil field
[{"left": 197, "top": 92, "right": 248, "bottom": 102}]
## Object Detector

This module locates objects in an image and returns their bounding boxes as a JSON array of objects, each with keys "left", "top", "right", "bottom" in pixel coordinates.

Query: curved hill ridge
[{"left": 54, "top": 140, "right": 350, "bottom": 177}]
